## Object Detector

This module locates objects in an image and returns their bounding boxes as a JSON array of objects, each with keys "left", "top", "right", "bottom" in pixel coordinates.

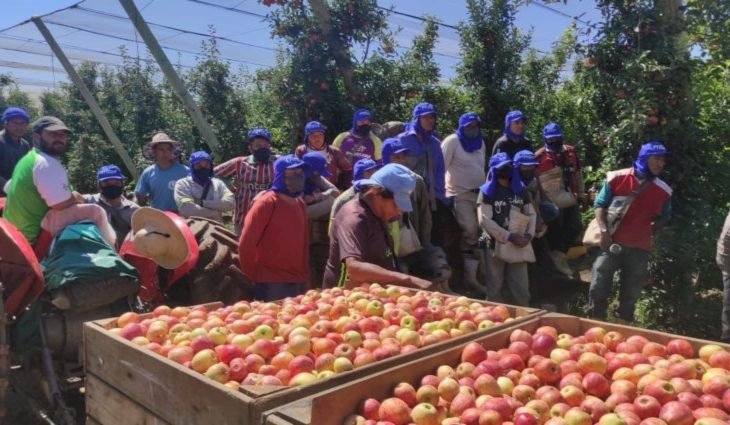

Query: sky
[{"left": 0, "top": 0, "right": 602, "bottom": 95}]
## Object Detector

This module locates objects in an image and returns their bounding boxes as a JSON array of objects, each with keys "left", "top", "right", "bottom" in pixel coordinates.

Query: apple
[
  {"left": 676, "top": 391, "right": 702, "bottom": 410},
  {"left": 699, "top": 345, "right": 725, "bottom": 363},
  {"left": 287, "top": 334, "right": 311, "bottom": 356},
  {"left": 191, "top": 349, "right": 218, "bottom": 373},
  {"left": 582, "top": 372, "right": 610, "bottom": 398},
  {"left": 598, "top": 413, "right": 628, "bottom": 425},
  {"left": 393, "top": 382, "right": 417, "bottom": 408},
  {"left": 461, "top": 342, "right": 487, "bottom": 365},
  {"left": 561, "top": 385, "right": 585, "bottom": 407},
  {"left": 578, "top": 352, "right": 608, "bottom": 375},
  {"left": 611, "top": 379, "right": 637, "bottom": 400},
  {"left": 658, "top": 401, "right": 693, "bottom": 425},
  {"left": 497, "top": 376, "right": 515, "bottom": 395},
  {"left": 247, "top": 339, "right": 278, "bottom": 359},
  {"left": 644, "top": 380, "right": 677, "bottom": 405},
  {"left": 253, "top": 324, "right": 274, "bottom": 340},
  {"left": 359, "top": 398, "right": 380, "bottom": 421},
  {"left": 378, "top": 397, "right": 411, "bottom": 425},
  {"left": 514, "top": 412, "right": 538, "bottom": 425},
  {"left": 666, "top": 339, "right": 694, "bottom": 359},
  {"left": 584, "top": 327, "right": 607, "bottom": 343},
  {"left": 512, "top": 384, "right": 536, "bottom": 404},
  {"left": 289, "top": 372, "right": 317, "bottom": 386},
  {"left": 479, "top": 410, "right": 502, "bottom": 425},
  {"left": 692, "top": 407, "right": 729, "bottom": 421},
  {"left": 532, "top": 333, "right": 557, "bottom": 357},
  {"left": 534, "top": 358, "right": 561, "bottom": 385},
  {"left": 204, "top": 362, "right": 230, "bottom": 383},
  {"left": 563, "top": 407, "right": 592, "bottom": 425},
  {"left": 449, "top": 391, "right": 476, "bottom": 416},
  {"left": 167, "top": 345, "right": 194, "bottom": 365},
  {"left": 230, "top": 334, "right": 254, "bottom": 351},
  {"left": 473, "top": 374, "right": 501, "bottom": 397},
  {"left": 438, "top": 377, "right": 460, "bottom": 402},
  {"left": 693, "top": 419, "right": 727, "bottom": 425},
  {"left": 700, "top": 393, "right": 724, "bottom": 409},
  {"left": 410, "top": 402, "right": 439, "bottom": 425},
  {"left": 228, "top": 357, "right": 248, "bottom": 382},
  {"left": 120, "top": 323, "right": 145, "bottom": 341}
]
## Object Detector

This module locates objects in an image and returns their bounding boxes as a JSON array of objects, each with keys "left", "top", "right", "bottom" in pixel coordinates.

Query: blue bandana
[
  {"left": 302, "top": 152, "right": 332, "bottom": 195},
  {"left": 456, "top": 112, "right": 483, "bottom": 153},
  {"left": 503, "top": 110, "right": 526, "bottom": 142},
  {"left": 480, "top": 152, "right": 524, "bottom": 198},
  {"left": 189, "top": 151, "right": 213, "bottom": 186},
  {"left": 633, "top": 141, "right": 669, "bottom": 180},
  {"left": 351, "top": 108, "right": 372, "bottom": 132}
]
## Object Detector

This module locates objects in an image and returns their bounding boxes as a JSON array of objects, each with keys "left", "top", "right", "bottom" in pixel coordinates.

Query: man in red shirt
[
  {"left": 587, "top": 141, "right": 672, "bottom": 321},
  {"left": 214, "top": 128, "right": 277, "bottom": 235},
  {"left": 238, "top": 155, "right": 310, "bottom": 301}
]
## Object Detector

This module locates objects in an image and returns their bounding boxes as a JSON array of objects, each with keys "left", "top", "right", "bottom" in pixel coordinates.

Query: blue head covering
[
  {"left": 305, "top": 121, "right": 326, "bottom": 142},
  {"left": 504, "top": 110, "right": 527, "bottom": 141},
  {"left": 409, "top": 102, "right": 437, "bottom": 139},
  {"left": 633, "top": 141, "right": 669, "bottom": 180},
  {"left": 2, "top": 107, "right": 29, "bottom": 124},
  {"left": 513, "top": 150, "right": 539, "bottom": 184},
  {"left": 301, "top": 152, "right": 331, "bottom": 195},
  {"left": 189, "top": 150, "right": 213, "bottom": 186},
  {"left": 480, "top": 152, "right": 525, "bottom": 198},
  {"left": 542, "top": 122, "right": 563, "bottom": 151},
  {"left": 247, "top": 127, "right": 271, "bottom": 142},
  {"left": 456, "top": 112, "right": 484, "bottom": 153},
  {"left": 270, "top": 154, "right": 311, "bottom": 196},
  {"left": 97, "top": 165, "right": 124, "bottom": 182},
  {"left": 351, "top": 108, "right": 373, "bottom": 132},
  {"left": 353, "top": 158, "right": 380, "bottom": 181},
  {"left": 381, "top": 137, "right": 410, "bottom": 165}
]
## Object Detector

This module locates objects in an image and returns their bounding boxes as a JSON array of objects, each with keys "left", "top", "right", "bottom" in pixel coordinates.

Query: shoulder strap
[
  {"left": 200, "top": 180, "right": 213, "bottom": 201},
  {"left": 611, "top": 178, "right": 652, "bottom": 229}
]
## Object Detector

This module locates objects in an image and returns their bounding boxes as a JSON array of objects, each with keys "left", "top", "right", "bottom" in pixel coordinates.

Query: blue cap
[
  {"left": 358, "top": 163, "right": 416, "bottom": 212},
  {"left": 97, "top": 165, "right": 124, "bottom": 182},
  {"left": 353, "top": 158, "right": 380, "bottom": 181},
  {"left": 542, "top": 122, "right": 563, "bottom": 139},
  {"left": 353, "top": 108, "right": 372, "bottom": 123},
  {"left": 505, "top": 110, "right": 526, "bottom": 124},
  {"left": 638, "top": 141, "right": 669, "bottom": 157},
  {"left": 489, "top": 152, "right": 512, "bottom": 170},
  {"left": 274, "top": 154, "right": 311, "bottom": 175},
  {"left": 540, "top": 203, "right": 560, "bottom": 222},
  {"left": 381, "top": 137, "right": 410, "bottom": 163},
  {"left": 513, "top": 150, "right": 538, "bottom": 167},
  {"left": 247, "top": 127, "right": 271, "bottom": 142},
  {"left": 305, "top": 121, "right": 326, "bottom": 138},
  {"left": 2, "top": 107, "right": 29, "bottom": 123},
  {"left": 189, "top": 150, "right": 212, "bottom": 167},
  {"left": 302, "top": 152, "right": 332, "bottom": 177},
  {"left": 458, "top": 112, "right": 480, "bottom": 128},
  {"left": 411, "top": 102, "right": 437, "bottom": 119}
]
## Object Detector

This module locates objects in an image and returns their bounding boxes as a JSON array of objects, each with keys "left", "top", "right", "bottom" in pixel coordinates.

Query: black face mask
[
  {"left": 355, "top": 125, "right": 371, "bottom": 137},
  {"left": 253, "top": 147, "right": 272, "bottom": 163},
  {"left": 496, "top": 166, "right": 513, "bottom": 179},
  {"left": 546, "top": 138, "right": 564, "bottom": 151},
  {"left": 519, "top": 169, "right": 535, "bottom": 182},
  {"left": 101, "top": 185, "right": 124, "bottom": 200},
  {"left": 192, "top": 168, "right": 213, "bottom": 185}
]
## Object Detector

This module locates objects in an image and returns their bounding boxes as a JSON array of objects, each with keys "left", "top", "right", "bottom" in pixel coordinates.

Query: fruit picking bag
[
  {"left": 538, "top": 166, "right": 577, "bottom": 209},
  {"left": 493, "top": 209, "right": 535, "bottom": 264}
]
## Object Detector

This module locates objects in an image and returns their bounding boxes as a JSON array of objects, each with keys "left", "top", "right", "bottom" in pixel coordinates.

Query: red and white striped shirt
[{"left": 214, "top": 155, "right": 276, "bottom": 228}]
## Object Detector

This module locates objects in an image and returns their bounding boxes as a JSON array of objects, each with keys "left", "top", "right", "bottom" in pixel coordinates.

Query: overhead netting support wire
[{"left": 0, "top": 0, "right": 463, "bottom": 91}]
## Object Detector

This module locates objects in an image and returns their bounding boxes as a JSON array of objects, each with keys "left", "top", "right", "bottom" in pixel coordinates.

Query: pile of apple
[
  {"left": 345, "top": 326, "right": 730, "bottom": 425},
  {"left": 107, "top": 284, "right": 522, "bottom": 389}
]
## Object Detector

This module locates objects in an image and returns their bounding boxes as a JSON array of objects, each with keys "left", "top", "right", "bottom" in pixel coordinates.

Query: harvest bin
[
  {"left": 263, "top": 313, "right": 730, "bottom": 425},
  {"left": 83, "top": 297, "right": 542, "bottom": 425}
]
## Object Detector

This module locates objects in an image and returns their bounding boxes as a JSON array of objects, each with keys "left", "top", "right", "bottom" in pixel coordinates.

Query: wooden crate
[
  {"left": 84, "top": 298, "right": 541, "bottom": 425},
  {"left": 264, "top": 313, "right": 730, "bottom": 425}
]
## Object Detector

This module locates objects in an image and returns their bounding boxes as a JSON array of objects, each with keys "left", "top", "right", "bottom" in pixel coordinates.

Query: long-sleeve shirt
[
  {"left": 492, "top": 135, "right": 532, "bottom": 158},
  {"left": 399, "top": 129, "right": 447, "bottom": 208},
  {"left": 718, "top": 211, "right": 730, "bottom": 273},
  {"left": 173, "top": 176, "right": 234, "bottom": 222},
  {"left": 477, "top": 186, "right": 536, "bottom": 245},
  {"left": 441, "top": 133, "right": 486, "bottom": 197},
  {"left": 214, "top": 155, "right": 276, "bottom": 229},
  {"left": 238, "top": 191, "right": 309, "bottom": 284},
  {"left": 0, "top": 130, "right": 30, "bottom": 195}
]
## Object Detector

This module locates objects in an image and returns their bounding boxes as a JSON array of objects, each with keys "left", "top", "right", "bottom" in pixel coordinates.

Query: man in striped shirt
[{"left": 214, "top": 128, "right": 277, "bottom": 235}]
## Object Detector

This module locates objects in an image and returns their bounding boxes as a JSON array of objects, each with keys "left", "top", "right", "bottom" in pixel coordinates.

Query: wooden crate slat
[{"left": 85, "top": 373, "right": 170, "bottom": 425}]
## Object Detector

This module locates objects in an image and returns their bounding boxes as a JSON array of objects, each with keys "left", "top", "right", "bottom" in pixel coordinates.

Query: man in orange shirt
[{"left": 238, "top": 155, "right": 311, "bottom": 301}]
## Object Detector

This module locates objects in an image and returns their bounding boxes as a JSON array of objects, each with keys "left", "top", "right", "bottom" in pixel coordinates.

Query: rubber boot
[
  {"left": 550, "top": 250, "right": 573, "bottom": 277},
  {"left": 463, "top": 255, "right": 485, "bottom": 296}
]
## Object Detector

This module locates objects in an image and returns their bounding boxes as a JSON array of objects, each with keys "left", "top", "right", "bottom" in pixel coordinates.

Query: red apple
[
  {"left": 582, "top": 372, "right": 610, "bottom": 398},
  {"left": 393, "top": 382, "right": 417, "bottom": 408},
  {"left": 532, "top": 333, "right": 557, "bottom": 357},
  {"left": 378, "top": 397, "right": 411, "bottom": 425},
  {"left": 666, "top": 339, "right": 694, "bottom": 359},
  {"left": 359, "top": 398, "right": 381, "bottom": 421},
  {"left": 691, "top": 407, "right": 729, "bottom": 421},
  {"left": 658, "top": 401, "right": 693, "bottom": 425},
  {"left": 462, "top": 342, "right": 488, "bottom": 365},
  {"left": 676, "top": 391, "right": 702, "bottom": 410},
  {"left": 633, "top": 395, "right": 661, "bottom": 419},
  {"left": 228, "top": 357, "right": 248, "bottom": 382},
  {"left": 643, "top": 380, "right": 677, "bottom": 405},
  {"left": 534, "top": 358, "right": 561, "bottom": 385}
]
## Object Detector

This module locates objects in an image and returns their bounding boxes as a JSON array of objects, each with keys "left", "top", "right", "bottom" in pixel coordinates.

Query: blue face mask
[{"left": 192, "top": 168, "right": 213, "bottom": 185}]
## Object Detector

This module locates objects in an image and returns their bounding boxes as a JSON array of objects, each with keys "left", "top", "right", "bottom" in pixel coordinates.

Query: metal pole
[
  {"left": 117, "top": 0, "right": 221, "bottom": 154},
  {"left": 32, "top": 17, "right": 140, "bottom": 180}
]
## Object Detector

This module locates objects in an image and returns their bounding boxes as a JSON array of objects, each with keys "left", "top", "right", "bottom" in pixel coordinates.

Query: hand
[
  {"left": 407, "top": 275, "right": 433, "bottom": 289},
  {"left": 536, "top": 223, "right": 548, "bottom": 237},
  {"left": 600, "top": 232, "right": 613, "bottom": 252},
  {"left": 303, "top": 194, "right": 315, "bottom": 204},
  {"left": 509, "top": 233, "right": 528, "bottom": 247}
]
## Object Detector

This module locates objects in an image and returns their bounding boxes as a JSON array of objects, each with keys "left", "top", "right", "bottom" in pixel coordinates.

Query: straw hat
[
  {"left": 131, "top": 207, "right": 190, "bottom": 270},
  {"left": 143, "top": 132, "right": 183, "bottom": 160}
]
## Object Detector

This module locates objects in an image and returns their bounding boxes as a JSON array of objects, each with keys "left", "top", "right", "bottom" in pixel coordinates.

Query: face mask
[
  {"left": 496, "top": 166, "right": 513, "bottom": 179},
  {"left": 355, "top": 125, "right": 371, "bottom": 137},
  {"left": 101, "top": 185, "right": 124, "bottom": 200},
  {"left": 404, "top": 156, "right": 422, "bottom": 173},
  {"left": 285, "top": 174, "right": 306, "bottom": 195},
  {"left": 546, "top": 138, "right": 564, "bottom": 151},
  {"left": 463, "top": 127, "right": 480, "bottom": 139},
  {"left": 519, "top": 168, "right": 535, "bottom": 182},
  {"left": 193, "top": 168, "right": 213, "bottom": 183},
  {"left": 253, "top": 147, "right": 272, "bottom": 163}
]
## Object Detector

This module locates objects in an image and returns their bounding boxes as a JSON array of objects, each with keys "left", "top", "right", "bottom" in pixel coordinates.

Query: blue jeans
[
  {"left": 722, "top": 271, "right": 730, "bottom": 341},
  {"left": 586, "top": 246, "right": 649, "bottom": 321},
  {"left": 252, "top": 283, "right": 303, "bottom": 302}
]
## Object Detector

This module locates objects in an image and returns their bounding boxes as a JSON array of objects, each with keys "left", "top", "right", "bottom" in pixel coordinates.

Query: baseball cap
[
  {"left": 32, "top": 116, "right": 70, "bottom": 134},
  {"left": 304, "top": 121, "right": 326, "bottom": 138},
  {"left": 353, "top": 108, "right": 373, "bottom": 124},
  {"left": 97, "top": 165, "right": 124, "bottom": 182},
  {"left": 638, "top": 141, "right": 669, "bottom": 157},
  {"left": 513, "top": 150, "right": 538, "bottom": 167},
  {"left": 381, "top": 137, "right": 410, "bottom": 162},
  {"left": 411, "top": 102, "right": 437, "bottom": 119},
  {"left": 353, "top": 158, "right": 381, "bottom": 181},
  {"left": 458, "top": 112, "right": 480, "bottom": 128},
  {"left": 358, "top": 163, "right": 416, "bottom": 212},
  {"left": 247, "top": 128, "right": 271, "bottom": 142},
  {"left": 505, "top": 110, "right": 527, "bottom": 124},
  {"left": 542, "top": 122, "right": 563, "bottom": 139},
  {"left": 302, "top": 152, "right": 332, "bottom": 177},
  {"left": 189, "top": 151, "right": 212, "bottom": 167},
  {"left": 274, "top": 154, "right": 311, "bottom": 175},
  {"left": 2, "top": 107, "right": 29, "bottom": 123}
]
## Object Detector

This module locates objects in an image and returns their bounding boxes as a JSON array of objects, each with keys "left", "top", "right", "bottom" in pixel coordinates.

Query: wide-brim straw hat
[
  {"left": 143, "top": 132, "right": 183, "bottom": 160},
  {"left": 131, "top": 207, "right": 191, "bottom": 270}
]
